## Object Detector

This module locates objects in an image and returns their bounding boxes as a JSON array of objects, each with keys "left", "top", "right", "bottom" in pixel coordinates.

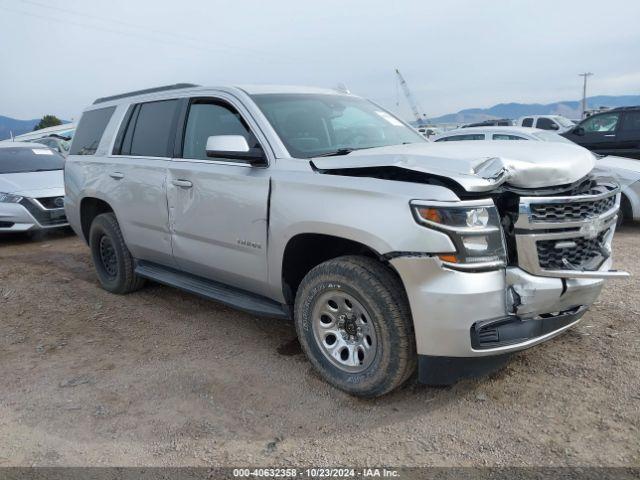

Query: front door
[{"left": 167, "top": 97, "right": 271, "bottom": 296}]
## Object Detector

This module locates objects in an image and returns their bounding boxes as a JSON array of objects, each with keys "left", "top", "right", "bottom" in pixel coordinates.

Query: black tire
[
  {"left": 89, "top": 212, "right": 145, "bottom": 294},
  {"left": 294, "top": 255, "right": 416, "bottom": 397}
]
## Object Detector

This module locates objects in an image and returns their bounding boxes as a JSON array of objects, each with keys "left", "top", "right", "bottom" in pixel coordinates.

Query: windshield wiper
[{"left": 315, "top": 148, "right": 356, "bottom": 157}]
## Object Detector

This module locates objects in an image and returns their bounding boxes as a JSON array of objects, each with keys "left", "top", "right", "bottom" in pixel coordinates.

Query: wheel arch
[
  {"left": 279, "top": 232, "right": 401, "bottom": 306},
  {"left": 79, "top": 197, "right": 115, "bottom": 244}
]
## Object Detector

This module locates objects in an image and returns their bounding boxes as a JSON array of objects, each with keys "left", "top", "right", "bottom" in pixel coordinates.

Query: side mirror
[
  {"left": 573, "top": 126, "right": 585, "bottom": 136},
  {"left": 205, "top": 135, "right": 267, "bottom": 166},
  {"left": 549, "top": 123, "right": 559, "bottom": 130}
]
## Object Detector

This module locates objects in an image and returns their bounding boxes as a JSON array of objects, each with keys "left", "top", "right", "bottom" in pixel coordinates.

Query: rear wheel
[
  {"left": 294, "top": 255, "right": 416, "bottom": 397},
  {"left": 89, "top": 212, "right": 145, "bottom": 294}
]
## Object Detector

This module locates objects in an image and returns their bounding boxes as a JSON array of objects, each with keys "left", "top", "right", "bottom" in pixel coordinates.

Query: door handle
[
  {"left": 604, "top": 134, "right": 616, "bottom": 137},
  {"left": 109, "top": 172, "right": 124, "bottom": 180},
  {"left": 172, "top": 179, "right": 193, "bottom": 188}
]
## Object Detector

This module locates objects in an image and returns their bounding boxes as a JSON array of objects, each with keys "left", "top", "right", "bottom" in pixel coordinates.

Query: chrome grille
[
  {"left": 536, "top": 231, "right": 608, "bottom": 270},
  {"left": 514, "top": 181, "right": 619, "bottom": 277},
  {"left": 530, "top": 194, "right": 616, "bottom": 222}
]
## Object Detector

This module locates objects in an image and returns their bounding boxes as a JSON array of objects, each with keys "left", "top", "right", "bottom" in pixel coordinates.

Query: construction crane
[{"left": 395, "top": 68, "right": 428, "bottom": 126}]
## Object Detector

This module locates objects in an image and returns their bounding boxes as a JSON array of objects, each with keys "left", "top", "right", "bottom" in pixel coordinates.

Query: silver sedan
[{"left": 0, "top": 142, "right": 68, "bottom": 233}]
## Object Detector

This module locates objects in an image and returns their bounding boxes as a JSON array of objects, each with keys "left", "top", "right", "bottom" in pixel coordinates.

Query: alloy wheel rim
[{"left": 311, "top": 290, "right": 377, "bottom": 373}]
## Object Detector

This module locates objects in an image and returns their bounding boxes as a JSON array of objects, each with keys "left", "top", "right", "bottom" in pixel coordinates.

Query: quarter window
[
  {"left": 182, "top": 100, "right": 256, "bottom": 160},
  {"left": 581, "top": 113, "right": 620, "bottom": 133},
  {"left": 69, "top": 106, "right": 115, "bottom": 156},
  {"left": 521, "top": 118, "right": 533, "bottom": 127}
]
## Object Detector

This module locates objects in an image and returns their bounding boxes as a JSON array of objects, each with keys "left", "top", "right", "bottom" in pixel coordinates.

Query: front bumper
[
  {"left": 0, "top": 200, "right": 68, "bottom": 232},
  {"left": 390, "top": 255, "right": 611, "bottom": 358}
]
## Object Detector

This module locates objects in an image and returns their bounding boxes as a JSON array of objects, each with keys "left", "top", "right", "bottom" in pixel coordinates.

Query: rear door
[
  {"left": 564, "top": 111, "right": 621, "bottom": 155},
  {"left": 167, "top": 96, "right": 271, "bottom": 296},
  {"left": 107, "top": 99, "right": 179, "bottom": 266},
  {"left": 616, "top": 110, "right": 640, "bottom": 159}
]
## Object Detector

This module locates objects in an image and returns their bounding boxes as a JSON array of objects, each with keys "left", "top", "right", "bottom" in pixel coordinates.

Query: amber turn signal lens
[
  {"left": 417, "top": 207, "right": 442, "bottom": 224},
  {"left": 437, "top": 254, "right": 458, "bottom": 263}
]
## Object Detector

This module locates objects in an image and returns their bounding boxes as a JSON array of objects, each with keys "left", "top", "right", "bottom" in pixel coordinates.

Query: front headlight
[
  {"left": 411, "top": 200, "right": 507, "bottom": 269},
  {"left": 0, "top": 193, "right": 23, "bottom": 203}
]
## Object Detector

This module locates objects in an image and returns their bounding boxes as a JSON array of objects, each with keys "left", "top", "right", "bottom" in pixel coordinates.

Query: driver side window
[
  {"left": 182, "top": 100, "right": 257, "bottom": 160},
  {"left": 581, "top": 113, "right": 620, "bottom": 133}
]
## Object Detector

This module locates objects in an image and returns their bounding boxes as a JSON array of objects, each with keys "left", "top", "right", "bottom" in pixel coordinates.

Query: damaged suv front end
[{"left": 313, "top": 141, "right": 628, "bottom": 384}]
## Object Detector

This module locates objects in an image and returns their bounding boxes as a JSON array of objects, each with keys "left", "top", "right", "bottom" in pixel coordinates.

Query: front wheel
[{"left": 294, "top": 256, "right": 416, "bottom": 397}]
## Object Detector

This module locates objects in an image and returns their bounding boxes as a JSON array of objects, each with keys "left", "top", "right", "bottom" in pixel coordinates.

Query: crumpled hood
[
  {"left": 0, "top": 170, "right": 64, "bottom": 198},
  {"left": 312, "top": 141, "right": 595, "bottom": 192}
]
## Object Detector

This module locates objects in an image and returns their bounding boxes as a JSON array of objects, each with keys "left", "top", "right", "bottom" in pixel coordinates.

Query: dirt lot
[{"left": 0, "top": 227, "right": 638, "bottom": 467}]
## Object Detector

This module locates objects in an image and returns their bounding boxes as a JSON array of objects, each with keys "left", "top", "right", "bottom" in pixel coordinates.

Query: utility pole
[{"left": 579, "top": 72, "right": 593, "bottom": 119}]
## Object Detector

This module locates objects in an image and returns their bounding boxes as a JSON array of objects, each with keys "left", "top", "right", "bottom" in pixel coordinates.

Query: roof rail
[{"left": 93, "top": 83, "right": 200, "bottom": 105}]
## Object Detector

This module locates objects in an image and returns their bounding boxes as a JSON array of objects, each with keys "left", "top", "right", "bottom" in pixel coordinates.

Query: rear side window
[
  {"left": 69, "top": 106, "right": 115, "bottom": 155},
  {"left": 492, "top": 134, "right": 527, "bottom": 140},
  {"left": 621, "top": 111, "right": 640, "bottom": 131},
  {"left": 436, "top": 134, "right": 485, "bottom": 142},
  {"left": 119, "top": 100, "right": 178, "bottom": 157},
  {"left": 521, "top": 118, "right": 533, "bottom": 127},
  {"left": 536, "top": 118, "right": 556, "bottom": 130}
]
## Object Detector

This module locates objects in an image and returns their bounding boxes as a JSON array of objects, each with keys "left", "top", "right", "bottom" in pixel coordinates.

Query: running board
[{"left": 134, "top": 261, "right": 290, "bottom": 319}]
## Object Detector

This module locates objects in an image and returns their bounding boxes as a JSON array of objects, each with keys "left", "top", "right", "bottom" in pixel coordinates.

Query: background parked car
[
  {"left": 562, "top": 106, "right": 640, "bottom": 159},
  {"left": 516, "top": 115, "right": 575, "bottom": 132},
  {"left": 433, "top": 126, "right": 575, "bottom": 143},
  {"left": 462, "top": 118, "right": 513, "bottom": 128},
  {"left": 433, "top": 126, "right": 640, "bottom": 225},
  {"left": 0, "top": 142, "right": 68, "bottom": 233}
]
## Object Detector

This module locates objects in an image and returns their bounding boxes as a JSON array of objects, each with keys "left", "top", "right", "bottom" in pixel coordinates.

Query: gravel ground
[{"left": 0, "top": 227, "right": 638, "bottom": 467}]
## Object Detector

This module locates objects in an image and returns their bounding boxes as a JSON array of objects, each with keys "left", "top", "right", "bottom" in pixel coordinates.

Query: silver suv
[{"left": 65, "top": 84, "right": 627, "bottom": 397}]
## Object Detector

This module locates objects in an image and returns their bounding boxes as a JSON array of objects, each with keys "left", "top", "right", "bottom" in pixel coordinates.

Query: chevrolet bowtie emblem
[{"left": 581, "top": 216, "right": 605, "bottom": 239}]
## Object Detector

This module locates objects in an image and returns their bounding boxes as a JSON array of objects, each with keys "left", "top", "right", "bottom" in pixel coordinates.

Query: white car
[
  {"left": 515, "top": 115, "right": 575, "bottom": 133},
  {"left": 433, "top": 126, "right": 640, "bottom": 225},
  {"left": 0, "top": 142, "right": 68, "bottom": 233},
  {"left": 433, "top": 126, "right": 575, "bottom": 143}
]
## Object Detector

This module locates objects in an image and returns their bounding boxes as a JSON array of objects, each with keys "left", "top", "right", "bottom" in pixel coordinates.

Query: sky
[{"left": 0, "top": 0, "right": 639, "bottom": 122}]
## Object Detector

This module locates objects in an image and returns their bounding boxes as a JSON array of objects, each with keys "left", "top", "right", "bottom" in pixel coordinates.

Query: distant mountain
[
  {"left": 0, "top": 116, "right": 40, "bottom": 140},
  {"left": 428, "top": 95, "right": 640, "bottom": 125}
]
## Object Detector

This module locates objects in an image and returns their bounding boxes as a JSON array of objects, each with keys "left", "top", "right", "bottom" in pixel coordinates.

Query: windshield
[
  {"left": 0, "top": 146, "right": 65, "bottom": 174},
  {"left": 553, "top": 116, "right": 575, "bottom": 128},
  {"left": 532, "top": 131, "right": 575, "bottom": 144},
  {"left": 251, "top": 93, "right": 426, "bottom": 158}
]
